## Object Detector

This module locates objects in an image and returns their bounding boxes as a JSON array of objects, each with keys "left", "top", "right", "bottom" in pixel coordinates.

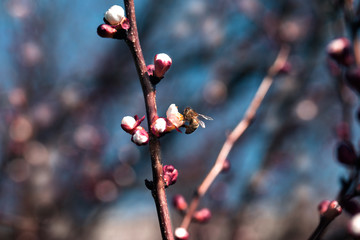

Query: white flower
[
  {"left": 104, "top": 5, "right": 125, "bottom": 25},
  {"left": 174, "top": 227, "right": 189, "bottom": 240},
  {"left": 166, "top": 104, "right": 184, "bottom": 128},
  {"left": 349, "top": 213, "right": 360, "bottom": 236},
  {"left": 153, "top": 118, "right": 167, "bottom": 134}
]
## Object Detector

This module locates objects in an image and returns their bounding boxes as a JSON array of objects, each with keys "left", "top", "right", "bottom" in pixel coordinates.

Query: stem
[
  {"left": 180, "top": 45, "right": 290, "bottom": 229},
  {"left": 308, "top": 217, "right": 332, "bottom": 240},
  {"left": 123, "top": 1, "right": 173, "bottom": 239}
]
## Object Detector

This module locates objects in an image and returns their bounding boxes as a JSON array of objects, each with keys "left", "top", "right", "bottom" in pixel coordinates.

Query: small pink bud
[
  {"left": 120, "top": 17, "right": 130, "bottom": 30},
  {"left": 154, "top": 53, "right": 172, "bottom": 78},
  {"left": 336, "top": 140, "right": 357, "bottom": 166},
  {"left": 175, "top": 227, "right": 189, "bottom": 240},
  {"left": 121, "top": 115, "right": 145, "bottom": 134},
  {"left": 345, "top": 67, "right": 360, "bottom": 94},
  {"left": 193, "top": 208, "right": 211, "bottom": 223},
  {"left": 318, "top": 200, "right": 331, "bottom": 215},
  {"left": 151, "top": 118, "right": 167, "bottom": 136},
  {"left": 163, "top": 165, "right": 178, "bottom": 187},
  {"left": 173, "top": 194, "right": 188, "bottom": 212},
  {"left": 322, "top": 200, "right": 342, "bottom": 220},
  {"left": 147, "top": 64, "right": 155, "bottom": 76},
  {"left": 222, "top": 159, "right": 231, "bottom": 173},
  {"left": 131, "top": 127, "right": 149, "bottom": 146},
  {"left": 97, "top": 24, "right": 117, "bottom": 38},
  {"left": 327, "top": 37, "right": 353, "bottom": 66}
]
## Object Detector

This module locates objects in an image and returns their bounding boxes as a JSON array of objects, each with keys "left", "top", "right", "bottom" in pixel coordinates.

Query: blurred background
[{"left": 0, "top": 0, "right": 358, "bottom": 239}]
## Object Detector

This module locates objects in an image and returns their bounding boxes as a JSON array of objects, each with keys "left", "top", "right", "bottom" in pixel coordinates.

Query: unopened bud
[
  {"left": 151, "top": 118, "right": 167, "bottom": 136},
  {"left": 104, "top": 5, "right": 125, "bottom": 25},
  {"left": 175, "top": 227, "right": 189, "bottom": 240},
  {"left": 322, "top": 200, "right": 342, "bottom": 220},
  {"left": 131, "top": 127, "right": 149, "bottom": 146},
  {"left": 222, "top": 159, "right": 231, "bottom": 173},
  {"left": 154, "top": 53, "right": 172, "bottom": 78},
  {"left": 336, "top": 140, "right": 357, "bottom": 166},
  {"left": 318, "top": 200, "right": 331, "bottom": 215},
  {"left": 345, "top": 67, "right": 360, "bottom": 94},
  {"left": 97, "top": 24, "right": 117, "bottom": 38},
  {"left": 327, "top": 37, "right": 353, "bottom": 66},
  {"left": 343, "top": 199, "right": 360, "bottom": 215},
  {"left": 163, "top": 165, "right": 178, "bottom": 187},
  {"left": 173, "top": 194, "right": 188, "bottom": 212},
  {"left": 147, "top": 64, "right": 155, "bottom": 76},
  {"left": 121, "top": 115, "right": 145, "bottom": 134},
  {"left": 193, "top": 208, "right": 212, "bottom": 223}
]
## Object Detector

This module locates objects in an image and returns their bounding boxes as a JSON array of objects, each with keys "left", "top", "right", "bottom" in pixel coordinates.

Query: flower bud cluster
[
  {"left": 121, "top": 115, "right": 149, "bottom": 146},
  {"left": 150, "top": 104, "right": 184, "bottom": 137},
  {"left": 97, "top": 5, "right": 130, "bottom": 39},
  {"left": 147, "top": 53, "right": 172, "bottom": 84}
]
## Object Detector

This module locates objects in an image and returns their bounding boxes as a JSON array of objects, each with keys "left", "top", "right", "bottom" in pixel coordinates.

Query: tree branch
[
  {"left": 180, "top": 45, "right": 290, "bottom": 230},
  {"left": 123, "top": 1, "right": 173, "bottom": 239}
]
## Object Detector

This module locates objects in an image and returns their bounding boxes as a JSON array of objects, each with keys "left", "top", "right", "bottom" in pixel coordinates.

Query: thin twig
[
  {"left": 123, "top": 1, "right": 173, "bottom": 239},
  {"left": 180, "top": 45, "right": 290, "bottom": 230}
]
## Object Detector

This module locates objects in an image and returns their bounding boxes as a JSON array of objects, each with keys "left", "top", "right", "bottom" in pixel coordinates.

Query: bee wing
[
  {"left": 198, "top": 113, "right": 213, "bottom": 121},
  {"left": 198, "top": 119, "right": 206, "bottom": 128}
]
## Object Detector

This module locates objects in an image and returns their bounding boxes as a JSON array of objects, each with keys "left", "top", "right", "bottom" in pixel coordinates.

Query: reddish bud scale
[
  {"left": 97, "top": 24, "right": 117, "bottom": 38},
  {"left": 163, "top": 165, "right": 178, "bottom": 187},
  {"left": 322, "top": 200, "right": 342, "bottom": 220},
  {"left": 173, "top": 194, "right": 188, "bottom": 211},
  {"left": 336, "top": 140, "right": 357, "bottom": 166},
  {"left": 193, "top": 208, "right": 212, "bottom": 223},
  {"left": 318, "top": 200, "right": 331, "bottom": 215}
]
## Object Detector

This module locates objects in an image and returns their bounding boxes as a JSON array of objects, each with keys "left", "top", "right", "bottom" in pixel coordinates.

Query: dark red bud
[
  {"left": 321, "top": 200, "right": 342, "bottom": 220},
  {"left": 336, "top": 140, "right": 357, "bottom": 166},
  {"left": 147, "top": 64, "right": 155, "bottom": 77},
  {"left": 163, "top": 165, "right": 178, "bottom": 187},
  {"left": 173, "top": 194, "right": 188, "bottom": 211},
  {"left": 97, "top": 24, "right": 117, "bottom": 38},
  {"left": 342, "top": 199, "right": 360, "bottom": 215},
  {"left": 193, "top": 208, "right": 212, "bottom": 223}
]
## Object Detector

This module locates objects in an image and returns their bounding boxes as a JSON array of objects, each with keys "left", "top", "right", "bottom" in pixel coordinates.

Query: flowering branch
[
  {"left": 179, "top": 45, "right": 290, "bottom": 231},
  {"left": 122, "top": 1, "right": 173, "bottom": 239}
]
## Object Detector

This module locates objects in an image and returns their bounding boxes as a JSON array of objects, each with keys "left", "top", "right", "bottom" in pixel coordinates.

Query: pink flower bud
[
  {"left": 151, "top": 118, "right": 167, "bottom": 136},
  {"left": 193, "top": 208, "right": 212, "bottom": 223},
  {"left": 336, "top": 140, "right": 357, "bottom": 166},
  {"left": 327, "top": 37, "right": 353, "bottom": 66},
  {"left": 345, "top": 67, "right": 360, "bottom": 94},
  {"left": 318, "top": 200, "right": 331, "bottom": 215},
  {"left": 173, "top": 194, "right": 188, "bottom": 212},
  {"left": 349, "top": 213, "right": 360, "bottom": 236},
  {"left": 131, "top": 127, "right": 149, "bottom": 146},
  {"left": 147, "top": 64, "right": 155, "bottom": 76},
  {"left": 97, "top": 24, "right": 117, "bottom": 38},
  {"left": 154, "top": 53, "right": 172, "bottom": 78},
  {"left": 175, "top": 228, "right": 189, "bottom": 240},
  {"left": 321, "top": 200, "right": 342, "bottom": 220},
  {"left": 121, "top": 115, "right": 145, "bottom": 134},
  {"left": 163, "top": 165, "right": 178, "bottom": 187},
  {"left": 222, "top": 159, "right": 231, "bottom": 173}
]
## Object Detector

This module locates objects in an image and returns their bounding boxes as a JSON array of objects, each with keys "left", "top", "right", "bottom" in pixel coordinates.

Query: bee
[{"left": 182, "top": 107, "right": 213, "bottom": 134}]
